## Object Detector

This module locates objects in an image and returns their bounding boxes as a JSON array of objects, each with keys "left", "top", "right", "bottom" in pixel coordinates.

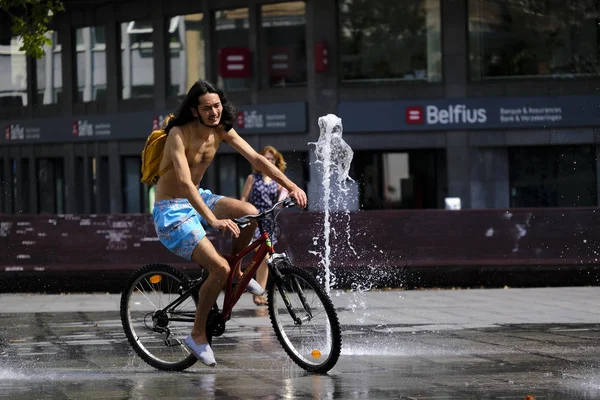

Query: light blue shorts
[{"left": 152, "top": 188, "right": 224, "bottom": 261}]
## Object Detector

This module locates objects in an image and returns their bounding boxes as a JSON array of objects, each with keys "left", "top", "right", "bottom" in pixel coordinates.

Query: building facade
[{"left": 1, "top": 0, "right": 599, "bottom": 215}]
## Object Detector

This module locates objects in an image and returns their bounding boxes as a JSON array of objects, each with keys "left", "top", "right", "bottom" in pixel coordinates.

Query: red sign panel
[
  {"left": 405, "top": 106, "right": 424, "bottom": 125},
  {"left": 314, "top": 42, "right": 329, "bottom": 73},
  {"left": 219, "top": 47, "right": 252, "bottom": 78},
  {"left": 236, "top": 112, "right": 245, "bottom": 129}
]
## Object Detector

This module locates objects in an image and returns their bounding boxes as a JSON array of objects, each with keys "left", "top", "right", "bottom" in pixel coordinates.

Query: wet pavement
[{"left": 1, "top": 287, "right": 600, "bottom": 399}]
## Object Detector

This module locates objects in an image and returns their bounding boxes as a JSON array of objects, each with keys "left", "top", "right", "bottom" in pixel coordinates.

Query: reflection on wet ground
[{"left": 1, "top": 289, "right": 600, "bottom": 399}]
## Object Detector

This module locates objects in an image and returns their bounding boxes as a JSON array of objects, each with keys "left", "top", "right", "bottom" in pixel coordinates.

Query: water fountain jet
[{"left": 309, "top": 114, "right": 356, "bottom": 293}]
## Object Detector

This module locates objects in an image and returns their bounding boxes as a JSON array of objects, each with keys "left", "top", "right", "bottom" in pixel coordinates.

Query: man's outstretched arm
[{"left": 219, "top": 128, "right": 307, "bottom": 208}]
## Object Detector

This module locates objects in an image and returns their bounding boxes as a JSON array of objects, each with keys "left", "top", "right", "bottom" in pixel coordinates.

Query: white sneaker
[
  {"left": 233, "top": 278, "right": 265, "bottom": 296},
  {"left": 245, "top": 278, "right": 265, "bottom": 296},
  {"left": 184, "top": 336, "right": 216, "bottom": 367}
]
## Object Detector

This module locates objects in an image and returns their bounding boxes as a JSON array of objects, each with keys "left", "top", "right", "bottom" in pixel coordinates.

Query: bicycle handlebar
[{"left": 233, "top": 197, "right": 296, "bottom": 229}]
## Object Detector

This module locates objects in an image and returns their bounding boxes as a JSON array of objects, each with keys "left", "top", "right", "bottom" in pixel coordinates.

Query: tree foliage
[
  {"left": 0, "top": 0, "right": 64, "bottom": 58},
  {"left": 340, "top": 0, "right": 431, "bottom": 80}
]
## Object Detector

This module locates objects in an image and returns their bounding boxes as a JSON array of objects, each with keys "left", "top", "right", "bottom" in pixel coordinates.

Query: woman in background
[{"left": 240, "top": 146, "right": 289, "bottom": 306}]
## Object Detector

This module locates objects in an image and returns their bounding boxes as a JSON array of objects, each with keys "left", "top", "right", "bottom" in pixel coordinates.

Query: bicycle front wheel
[
  {"left": 120, "top": 263, "right": 200, "bottom": 371},
  {"left": 268, "top": 262, "right": 342, "bottom": 373}
]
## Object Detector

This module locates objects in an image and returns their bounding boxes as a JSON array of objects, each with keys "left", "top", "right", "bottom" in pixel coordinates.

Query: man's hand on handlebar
[
  {"left": 209, "top": 218, "right": 241, "bottom": 238},
  {"left": 287, "top": 187, "right": 307, "bottom": 209}
]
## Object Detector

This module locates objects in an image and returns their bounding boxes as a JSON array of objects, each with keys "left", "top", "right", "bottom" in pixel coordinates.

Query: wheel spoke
[
  {"left": 268, "top": 265, "right": 341, "bottom": 373},
  {"left": 121, "top": 264, "right": 200, "bottom": 371}
]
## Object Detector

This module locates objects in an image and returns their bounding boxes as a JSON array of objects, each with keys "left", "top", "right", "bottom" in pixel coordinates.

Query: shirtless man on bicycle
[{"left": 152, "top": 79, "right": 307, "bottom": 367}]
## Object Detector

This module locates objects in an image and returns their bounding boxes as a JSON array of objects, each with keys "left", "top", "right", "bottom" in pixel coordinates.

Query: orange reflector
[
  {"left": 311, "top": 350, "right": 322, "bottom": 358},
  {"left": 149, "top": 275, "right": 162, "bottom": 284}
]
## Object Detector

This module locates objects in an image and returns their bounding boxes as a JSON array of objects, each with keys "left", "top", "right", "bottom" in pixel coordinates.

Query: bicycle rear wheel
[
  {"left": 120, "top": 263, "right": 201, "bottom": 371},
  {"left": 268, "top": 262, "right": 342, "bottom": 373}
]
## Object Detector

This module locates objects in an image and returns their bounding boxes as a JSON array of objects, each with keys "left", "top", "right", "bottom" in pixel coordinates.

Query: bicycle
[{"left": 120, "top": 197, "right": 342, "bottom": 374}]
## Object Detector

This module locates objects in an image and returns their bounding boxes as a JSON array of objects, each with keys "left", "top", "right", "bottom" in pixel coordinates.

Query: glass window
[
  {"left": 470, "top": 0, "right": 600, "bottom": 79},
  {"left": 120, "top": 20, "right": 154, "bottom": 99},
  {"left": 122, "top": 156, "right": 143, "bottom": 213},
  {"left": 10, "top": 158, "right": 30, "bottom": 214},
  {"left": 339, "top": 0, "right": 442, "bottom": 82},
  {"left": 236, "top": 154, "right": 252, "bottom": 196},
  {"left": 509, "top": 146, "right": 597, "bottom": 207},
  {"left": 261, "top": 2, "right": 306, "bottom": 88},
  {"left": 97, "top": 156, "right": 110, "bottom": 213},
  {"left": 75, "top": 156, "right": 95, "bottom": 213},
  {"left": 382, "top": 153, "right": 410, "bottom": 206},
  {"left": 168, "top": 13, "right": 205, "bottom": 97},
  {"left": 19, "top": 158, "right": 30, "bottom": 214},
  {"left": 90, "top": 157, "right": 98, "bottom": 213},
  {"left": 76, "top": 26, "right": 107, "bottom": 102},
  {"left": 35, "top": 31, "right": 62, "bottom": 105},
  {"left": 0, "top": 159, "right": 4, "bottom": 213},
  {"left": 353, "top": 150, "right": 444, "bottom": 209},
  {"left": 75, "top": 157, "right": 85, "bottom": 213},
  {"left": 200, "top": 161, "right": 217, "bottom": 193},
  {"left": 11, "top": 159, "right": 17, "bottom": 214},
  {"left": 217, "top": 154, "right": 238, "bottom": 198},
  {"left": 211, "top": 154, "right": 259, "bottom": 198},
  {"left": 37, "top": 158, "right": 65, "bottom": 214},
  {"left": 0, "top": 35, "right": 28, "bottom": 107},
  {"left": 214, "top": 8, "right": 251, "bottom": 91}
]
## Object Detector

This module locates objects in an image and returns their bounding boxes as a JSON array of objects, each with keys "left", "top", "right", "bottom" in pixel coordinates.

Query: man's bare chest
[{"left": 186, "top": 135, "right": 219, "bottom": 168}]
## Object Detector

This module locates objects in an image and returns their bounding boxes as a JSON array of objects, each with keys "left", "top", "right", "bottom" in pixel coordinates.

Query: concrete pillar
[
  {"left": 105, "top": 3, "right": 119, "bottom": 113},
  {"left": 152, "top": 0, "right": 167, "bottom": 110},
  {"left": 25, "top": 53, "right": 35, "bottom": 115},
  {"left": 59, "top": 19, "right": 74, "bottom": 116},
  {"left": 121, "top": 22, "right": 132, "bottom": 100},
  {"left": 183, "top": 13, "right": 206, "bottom": 90},
  {"left": 442, "top": 0, "right": 470, "bottom": 208},
  {"left": 249, "top": 4, "right": 260, "bottom": 97},
  {"left": 43, "top": 36, "right": 55, "bottom": 105},
  {"left": 203, "top": 0, "right": 215, "bottom": 83},
  {"left": 82, "top": 27, "right": 93, "bottom": 102}
]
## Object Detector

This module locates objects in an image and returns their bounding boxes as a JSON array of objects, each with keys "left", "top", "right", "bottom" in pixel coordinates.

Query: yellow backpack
[{"left": 140, "top": 114, "right": 175, "bottom": 185}]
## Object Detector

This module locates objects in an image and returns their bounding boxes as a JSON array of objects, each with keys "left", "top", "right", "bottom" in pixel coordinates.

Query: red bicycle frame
[{"left": 220, "top": 231, "right": 274, "bottom": 319}]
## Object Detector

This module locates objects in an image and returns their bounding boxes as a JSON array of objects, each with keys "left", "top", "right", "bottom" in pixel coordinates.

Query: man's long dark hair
[{"left": 164, "top": 79, "right": 237, "bottom": 133}]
